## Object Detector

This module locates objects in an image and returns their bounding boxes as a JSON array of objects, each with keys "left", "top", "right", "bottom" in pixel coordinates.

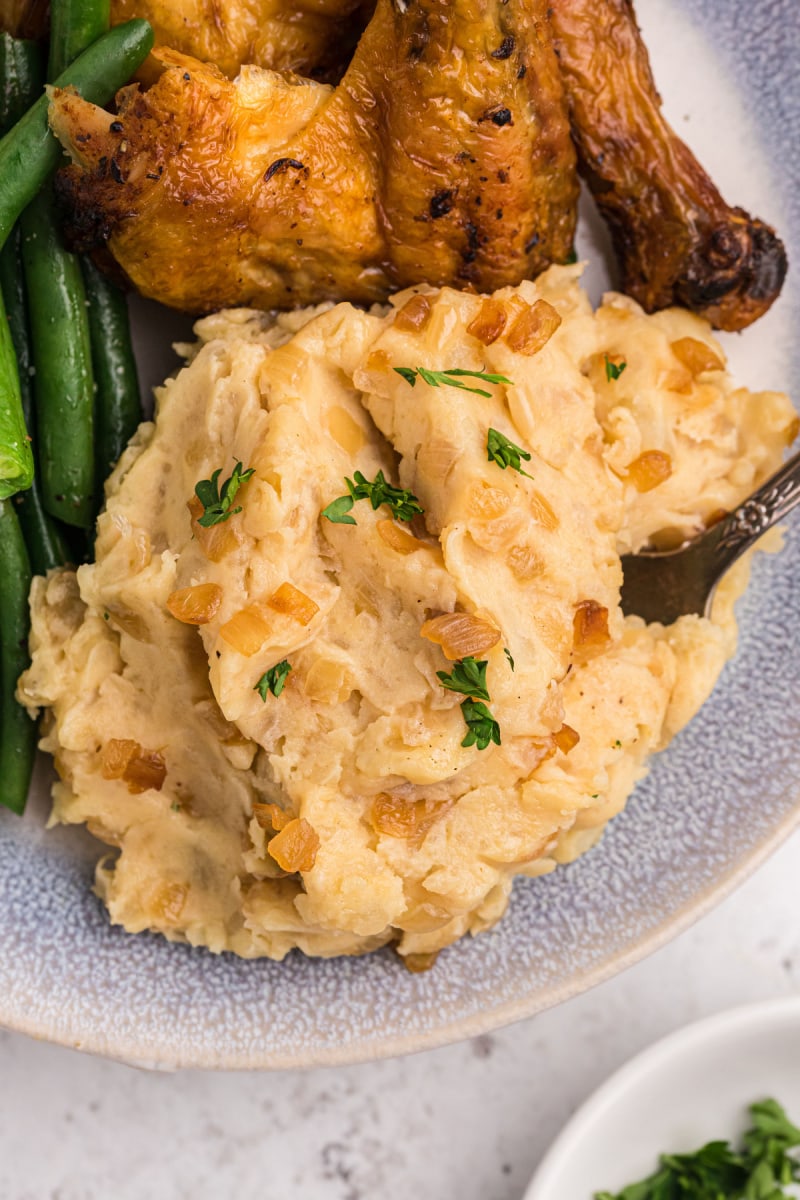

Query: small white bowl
[{"left": 524, "top": 997, "right": 800, "bottom": 1199}]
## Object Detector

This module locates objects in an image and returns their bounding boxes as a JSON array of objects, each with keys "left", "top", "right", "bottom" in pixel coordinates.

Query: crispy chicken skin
[
  {"left": 548, "top": 0, "right": 787, "bottom": 331},
  {"left": 50, "top": 0, "right": 579, "bottom": 313},
  {"left": 109, "top": 0, "right": 373, "bottom": 81},
  {"left": 0, "top": 0, "right": 49, "bottom": 38}
]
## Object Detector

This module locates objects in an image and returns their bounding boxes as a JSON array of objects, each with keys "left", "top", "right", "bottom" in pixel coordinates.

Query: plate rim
[{"left": 3, "top": 806, "right": 799, "bottom": 1071}]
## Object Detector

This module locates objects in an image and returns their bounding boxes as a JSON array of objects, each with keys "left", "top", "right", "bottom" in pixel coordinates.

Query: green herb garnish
[
  {"left": 487, "top": 427, "right": 533, "bottom": 478},
  {"left": 437, "top": 657, "right": 491, "bottom": 703},
  {"left": 254, "top": 660, "right": 292, "bottom": 700},
  {"left": 504, "top": 647, "right": 515, "bottom": 671},
  {"left": 321, "top": 495, "right": 357, "bottom": 526},
  {"left": 460, "top": 699, "right": 501, "bottom": 751},
  {"left": 394, "top": 366, "right": 514, "bottom": 399},
  {"left": 604, "top": 354, "right": 627, "bottom": 382},
  {"left": 595, "top": 1098, "right": 800, "bottom": 1200},
  {"left": 322, "top": 470, "right": 424, "bottom": 526},
  {"left": 195, "top": 460, "right": 255, "bottom": 527}
]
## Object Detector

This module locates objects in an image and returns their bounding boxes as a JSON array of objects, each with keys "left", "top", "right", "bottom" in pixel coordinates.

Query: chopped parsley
[
  {"left": 604, "top": 354, "right": 627, "bottom": 382},
  {"left": 194, "top": 460, "right": 254, "bottom": 527},
  {"left": 254, "top": 660, "right": 292, "bottom": 700},
  {"left": 437, "top": 657, "right": 491, "bottom": 703},
  {"left": 487, "top": 427, "right": 533, "bottom": 478},
  {"left": 460, "top": 699, "right": 501, "bottom": 751},
  {"left": 504, "top": 647, "right": 515, "bottom": 671},
  {"left": 394, "top": 366, "right": 514, "bottom": 399},
  {"left": 322, "top": 469, "right": 424, "bottom": 525},
  {"left": 614, "top": 739, "right": 622, "bottom": 748},
  {"left": 595, "top": 1097, "right": 800, "bottom": 1200}
]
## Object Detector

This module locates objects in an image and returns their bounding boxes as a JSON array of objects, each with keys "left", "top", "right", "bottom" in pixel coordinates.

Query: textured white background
[{"left": 1, "top": 831, "right": 798, "bottom": 1200}]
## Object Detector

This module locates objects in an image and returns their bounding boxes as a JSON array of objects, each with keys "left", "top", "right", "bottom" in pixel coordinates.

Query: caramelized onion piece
[
  {"left": 529, "top": 490, "right": 559, "bottom": 531},
  {"left": 167, "top": 583, "right": 222, "bottom": 625},
  {"left": 553, "top": 724, "right": 580, "bottom": 754},
  {"left": 403, "top": 951, "right": 439, "bottom": 973},
  {"left": 468, "top": 482, "right": 511, "bottom": 521},
  {"left": 252, "top": 802, "right": 292, "bottom": 831},
  {"left": 370, "top": 793, "right": 453, "bottom": 844},
  {"left": 101, "top": 738, "right": 167, "bottom": 794},
  {"left": 376, "top": 519, "right": 427, "bottom": 555},
  {"left": 507, "top": 544, "right": 545, "bottom": 581},
  {"left": 505, "top": 299, "right": 562, "bottom": 355},
  {"left": 267, "top": 582, "right": 319, "bottom": 626},
  {"left": 151, "top": 882, "right": 188, "bottom": 923},
  {"left": 188, "top": 495, "right": 241, "bottom": 562},
  {"left": 467, "top": 298, "right": 508, "bottom": 345},
  {"left": 267, "top": 818, "right": 320, "bottom": 873},
  {"left": 573, "top": 600, "right": 611, "bottom": 656},
  {"left": 220, "top": 601, "right": 272, "bottom": 656},
  {"left": 627, "top": 450, "right": 673, "bottom": 493},
  {"left": 670, "top": 336, "right": 724, "bottom": 375},
  {"left": 325, "top": 406, "right": 365, "bottom": 454},
  {"left": 393, "top": 293, "right": 432, "bottom": 332},
  {"left": 421, "top": 612, "right": 501, "bottom": 660}
]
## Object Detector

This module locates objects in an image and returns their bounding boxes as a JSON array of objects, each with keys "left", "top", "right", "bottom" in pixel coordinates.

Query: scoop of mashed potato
[{"left": 18, "top": 266, "right": 796, "bottom": 963}]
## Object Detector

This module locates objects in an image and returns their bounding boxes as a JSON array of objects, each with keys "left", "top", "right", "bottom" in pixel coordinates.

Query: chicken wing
[
  {"left": 547, "top": 0, "right": 787, "bottom": 331},
  {"left": 51, "top": 0, "right": 579, "bottom": 313},
  {"left": 109, "top": 0, "right": 373, "bottom": 81}
]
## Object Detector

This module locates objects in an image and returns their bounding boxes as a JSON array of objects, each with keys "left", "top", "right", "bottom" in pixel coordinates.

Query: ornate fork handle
[{"left": 713, "top": 448, "right": 800, "bottom": 573}]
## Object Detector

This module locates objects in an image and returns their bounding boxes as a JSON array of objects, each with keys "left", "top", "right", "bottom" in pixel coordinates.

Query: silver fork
[{"left": 619, "top": 449, "right": 800, "bottom": 624}]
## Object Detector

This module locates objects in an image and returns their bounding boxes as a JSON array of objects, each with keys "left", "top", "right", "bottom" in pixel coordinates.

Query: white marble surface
[{"left": 1, "top": 830, "right": 798, "bottom": 1200}]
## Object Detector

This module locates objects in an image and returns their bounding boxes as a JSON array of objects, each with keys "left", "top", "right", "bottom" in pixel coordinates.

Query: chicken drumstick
[{"left": 547, "top": 0, "right": 787, "bottom": 331}]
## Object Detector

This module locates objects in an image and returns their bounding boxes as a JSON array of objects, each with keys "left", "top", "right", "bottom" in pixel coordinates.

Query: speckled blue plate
[{"left": 2, "top": 0, "right": 798, "bottom": 1070}]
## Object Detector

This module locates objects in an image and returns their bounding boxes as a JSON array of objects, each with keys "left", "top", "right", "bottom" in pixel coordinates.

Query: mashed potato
[{"left": 18, "top": 266, "right": 796, "bottom": 963}]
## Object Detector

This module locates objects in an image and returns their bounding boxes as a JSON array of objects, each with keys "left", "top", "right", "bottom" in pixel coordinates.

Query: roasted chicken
[
  {"left": 547, "top": 0, "right": 787, "bottom": 332},
  {"left": 109, "top": 0, "right": 373, "bottom": 81},
  {"left": 51, "top": 0, "right": 579, "bottom": 312},
  {"left": 50, "top": 0, "right": 786, "bottom": 329},
  {"left": 0, "top": 0, "right": 49, "bottom": 38}
]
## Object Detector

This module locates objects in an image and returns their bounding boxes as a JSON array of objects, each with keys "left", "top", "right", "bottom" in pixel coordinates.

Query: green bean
[
  {"left": 0, "top": 496, "right": 35, "bottom": 815},
  {"left": 48, "top": 0, "right": 110, "bottom": 78},
  {"left": 0, "top": 19, "right": 153, "bottom": 499},
  {"left": 83, "top": 258, "right": 142, "bottom": 486},
  {"left": 0, "top": 227, "right": 70, "bottom": 571},
  {"left": 22, "top": 186, "right": 96, "bottom": 527},
  {"left": 0, "top": 33, "right": 44, "bottom": 131}
]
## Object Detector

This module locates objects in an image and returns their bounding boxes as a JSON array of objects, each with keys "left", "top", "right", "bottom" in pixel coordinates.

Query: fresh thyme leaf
[
  {"left": 324, "top": 470, "right": 423, "bottom": 525},
  {"left": 504, "top": 647, "right": 515, "bottom": 671},
  {"left": 393, "top": 366, "right": 514, "bottom": 399},
  {"left": 437, "top": 657, "right": 491, "bottom": 703},
  {"left": 394, "top": 366, "right": 419, "bottom": 388},
  {"left": 322, "top": 495, "right": 357, "bottom": 525},
  {"left": 604, "top": 353, "right": 627, "bottom": 382},
  {"left": 487, "top": 427, "right": 533, "bottom": 478},
  {"left": 594, "top": 1097, "right": 800, "bottom": 1200},
  {"left": 195, "top": 461, "right": 255, "bottom": 527},
  {"left": 460, "top": 698, "right": 501, "bottom": 750},
  {"left": 254, "top": 660, "right": 292, "bottom": 700}
]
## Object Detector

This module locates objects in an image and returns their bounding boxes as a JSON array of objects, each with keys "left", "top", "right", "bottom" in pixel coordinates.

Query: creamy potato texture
[{"left": 19, "top": 267, "right": 796, "bottom": 963}]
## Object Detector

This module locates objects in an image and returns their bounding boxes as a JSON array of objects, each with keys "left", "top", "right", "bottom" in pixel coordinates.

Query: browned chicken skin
[
  {"left": 0, "top": 0, "right": 50, "bottom": 38},
  {"left": 109, "top": 0, "right": 374, "bottom": 81},
  {"left": 51, "top": 0, "right": 579, "bottom": 313},
  {"left": 547, "top": 0, "right": 787, "bottom": 331}
]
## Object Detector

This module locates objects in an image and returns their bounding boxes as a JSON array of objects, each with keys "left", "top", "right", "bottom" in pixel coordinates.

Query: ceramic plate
[
  {"left": 523, "top": 997, "right": 800, "bottom": 1198},
  {"left": 1, "top": 0, "right": 799, "bottom": 1070}
]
